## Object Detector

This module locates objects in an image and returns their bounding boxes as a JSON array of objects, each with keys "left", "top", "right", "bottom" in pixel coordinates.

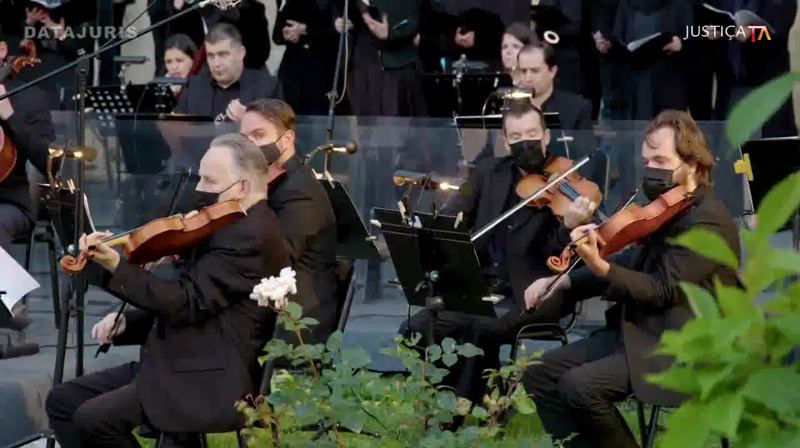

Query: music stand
[
  {"left": 739, "top": 137, "right": 800, "bottom": 236},
  {"left": 124, "top": 83, "right": 179, "bottom": 114},
  {"left": 372, "top": 208, "right": 495, "bottom": 344},
  {"left": 85, "top": 85, "right": 136, "bottom": 131},
  {"left": 316, "top": 176, "right": 381, "bottom": 261},
  {"left": 423, "top": 72, "right": 513, "bottom": 117}
]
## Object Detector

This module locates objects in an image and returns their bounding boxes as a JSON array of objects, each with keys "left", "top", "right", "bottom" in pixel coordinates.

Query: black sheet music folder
[
  {"left": 317, "top": 177, "right": 381, "bottom": 260},
  {"left": 372, "top": 207, "right": 495, "bottom": 318}
]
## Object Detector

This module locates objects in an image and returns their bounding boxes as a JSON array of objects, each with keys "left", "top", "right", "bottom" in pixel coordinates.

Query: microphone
[
  {"left": 302, "top": 141, "right": 358, "bottom": 163},
  {"left": 0, "top": 342, "right": 40, "bottom": 360},
  {"left": 393, "top": 170, "right": 472, "bottom": 195},
  {"left": 113, "top": 55, "right": 149, "bottom": 64},
  {"left": 49, "top": 145, "right": 98, "bottom": 162},
  {"left": 150, "top": 77, "right": 187, "bottom": 85}
]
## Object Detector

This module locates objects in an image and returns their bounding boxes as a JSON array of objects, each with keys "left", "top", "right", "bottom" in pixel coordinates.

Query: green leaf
[
  {"left": 339, "top": 411, "right": 366, "bottom": 434},
  {"left": 704, "top": 391, "right": 744, "bottom": 438},
  {"left": 437, "top": 390, "right": 458, "bottom": 413},
  {"left": 441, "top": 338, "right": 456, "bottom": 354},
  {"left": 742, "top": 367, "right": 800, "bottom": 414},
  {"left": 427, "top": 345, "right": 442, "bottom": 363},
  {"left": 284, "top": 301, "right": 303, "bottom": 320},
  {"left": 658, "top": 400, "right": 711, "bottom": 448},
  {"left": 770, "top": 316, "right": 800, "bottom": 344},
  {"left": 340, "top": 348, "right": 371, "bottom": 369},
  {"left": 646, "top": 365, "right": 700, "bottom": 395},
  {"left": 681, "top": 282, "right": 720, "bottom": 318},
  {"left": 326, "top": 331, "right": 343, "bottom": 352},
  {"left": 456, "top": 343, "right": 484, "bottom": 358},
  {"left": 753, "top": 173, "right": 800, "bottom": 239},
  {"left": 471, "top": 406, "right": 489, "bottom": 420},
  {"left": 713, "top": 278, "right": 757, "bottom": 319},
  {"left": 671, "top": 228, "right": 739, "bottom": 269},
  {"left": 726, "top": 72, "right": 800, "bottom": 149},
  {"left": 299, "top": 317, "right": 319, "bottom": 327},
  {"left": 768, "top": 248, "right": 800, "bottom": 273},
  {"left": 442, "top": 353, "right": 458, "bottom": 367}
]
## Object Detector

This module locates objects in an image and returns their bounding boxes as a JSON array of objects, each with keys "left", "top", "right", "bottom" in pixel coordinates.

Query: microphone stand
[{"left": 325, "top": 0, "right": 349, "bottom": 142}]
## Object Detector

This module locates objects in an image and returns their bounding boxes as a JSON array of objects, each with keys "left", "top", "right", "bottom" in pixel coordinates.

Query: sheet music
[
  {"left": 626, "top": 32, "right": 664, "bottom": 53},
  {"left": 702, "top": 4, "right": 772, "bottom": 30},
  {"left": 0, "top": 246, "right": 40, "bottom": 317},
  {"left": 84, "top": 193, "right": 97, "bottom": 233}
]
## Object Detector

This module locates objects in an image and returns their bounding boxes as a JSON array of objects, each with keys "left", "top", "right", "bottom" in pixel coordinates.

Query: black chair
[
  {"left": 636, "top": 400, "right": 731, "bottom": 448},
  {"left": 508, "top": 301, "right": 582, "bottom": 360},
  {"left": 10, "top": 167, "right": 62, "bottom": 331}
]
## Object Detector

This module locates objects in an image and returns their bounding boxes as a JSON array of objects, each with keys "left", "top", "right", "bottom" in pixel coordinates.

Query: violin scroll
[
  {"left": 60, "top": 252, "right": 91, "bottom": 274},
  {"left": 546, "top": 249, "right": 572, "bottom": 273}
]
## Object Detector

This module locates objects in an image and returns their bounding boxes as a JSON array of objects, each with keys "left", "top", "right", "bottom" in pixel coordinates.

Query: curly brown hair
[{"left": 644, "top": 110, "right": 714, "bottom": 187}]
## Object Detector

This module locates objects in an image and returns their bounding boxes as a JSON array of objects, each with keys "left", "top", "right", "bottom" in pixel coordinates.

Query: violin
[
  {"left": 60, "top": 200, "right": 247, "bottom": 274},
  {"left": 0, "top": 40, "right": 41, "bottom": 183},
  {"left": 546, "top": 185, "right": 696, "bottom": 273},
  {"left": 516, "top": 156, "right": 607, "bottom": 223}
]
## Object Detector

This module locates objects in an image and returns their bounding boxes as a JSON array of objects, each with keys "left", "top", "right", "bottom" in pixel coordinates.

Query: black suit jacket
[
  {"left": 105, "top": 200, "right": 289, "bottom": 432},
  {"left": 541, "top": 89, "right": 594, "bottom": 131},
  {"left": 175, "top": 68, "right": 281, "bottom": 117},
  {"left": 268, "top": 155, "right": 338, "bottom": 344},
  {"left": 566, "top": 187, "right": 741, "bottom": 406},
  {"left": 0, "top": 81, "right": 55, "bottom": 221},
  {"left": 453, "top": 156, "right": 572, "bottom": 310}
]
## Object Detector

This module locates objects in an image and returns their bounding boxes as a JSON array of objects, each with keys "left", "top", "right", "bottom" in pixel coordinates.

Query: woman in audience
[
  {"left": 163, "top": 33, "right": 197, "bottom": 96},
  {"left": 501, "top": 22, "right": 536, "bottom": 84}
]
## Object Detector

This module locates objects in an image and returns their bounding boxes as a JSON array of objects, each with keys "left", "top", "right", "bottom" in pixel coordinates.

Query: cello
[{"left": 0, "top": 40, "right": 41, "bottom": 183}]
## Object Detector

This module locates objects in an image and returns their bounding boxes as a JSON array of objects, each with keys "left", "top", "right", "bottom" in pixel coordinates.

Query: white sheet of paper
[{"left": 0, "top": 246, "right": 40, "bottom": 316}]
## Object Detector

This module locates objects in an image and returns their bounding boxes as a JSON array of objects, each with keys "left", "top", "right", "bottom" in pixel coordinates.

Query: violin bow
[
  {"left": 526, "top": 190, "right": 640, "bottom": 315},
  {"left": 95, "top": 169, "right": 193, "bottom": 357}
]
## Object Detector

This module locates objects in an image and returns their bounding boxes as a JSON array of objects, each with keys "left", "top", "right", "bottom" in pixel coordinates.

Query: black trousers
[
  {"left": 400, "top": 292, "right": 572, "bottom": 404},
  {"left": 46, "top": 362, "right": 145, "bottom": 448},
  {"left": 0, "top": 203, "right": 32, "bottom": 251},
  {"left": 523, "top": 329, "right": 637, "bottom": 448}
]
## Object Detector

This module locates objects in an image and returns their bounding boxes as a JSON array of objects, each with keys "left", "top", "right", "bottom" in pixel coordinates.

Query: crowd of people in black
[{"left": 0, "top": 0, "right": 797, "bottom": 136}]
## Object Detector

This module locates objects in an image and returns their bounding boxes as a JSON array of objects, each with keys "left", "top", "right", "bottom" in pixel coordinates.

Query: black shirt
[
  {"left": 487, "top": 165, "right": 520, "bottom": 293},
  {"left": 175, "top": 68, "right": 282, "bottom": 118}
]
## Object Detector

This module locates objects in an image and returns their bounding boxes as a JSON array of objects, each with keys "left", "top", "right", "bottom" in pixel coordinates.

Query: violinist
[
  {"left": 522, "top": 110, "right": 741, "bottom": 448},
  {"left": 45, "top": 134, "right": 289, "bottom": 448},
  {"left": 0, "top": 44, "right": 54, "bottom": 251},
  {"left": 239, "top": 98, "right": 338, "bottom": 345},
  {"left": 400, "top": 100, "right": 596, "bottom": 405}
]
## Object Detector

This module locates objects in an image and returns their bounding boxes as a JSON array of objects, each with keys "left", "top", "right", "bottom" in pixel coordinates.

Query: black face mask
[
  {"left": 509, "top": 139, "right": 546, "bottom": 173},
  {"left": 183, "top": 180, "right": 241, "bottom": 212},
  {"left": 642, "top": 166, "right": 677, "bottom": 201}
]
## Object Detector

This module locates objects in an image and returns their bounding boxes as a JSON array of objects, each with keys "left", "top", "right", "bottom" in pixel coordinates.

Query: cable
[{"left": 335, "top": 0, "right": 350, "bottom": 106}]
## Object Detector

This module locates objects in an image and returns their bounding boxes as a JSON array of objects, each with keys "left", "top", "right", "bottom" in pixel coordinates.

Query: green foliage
[
  {"left": 726, "top": 72, "right": 800, "bottom": 149},
  {"left": 649, "top": 172, "right": 800, "bottom": 448},
  {"left": 238, "top": 303, "right": 559, "bottom": 447}
]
